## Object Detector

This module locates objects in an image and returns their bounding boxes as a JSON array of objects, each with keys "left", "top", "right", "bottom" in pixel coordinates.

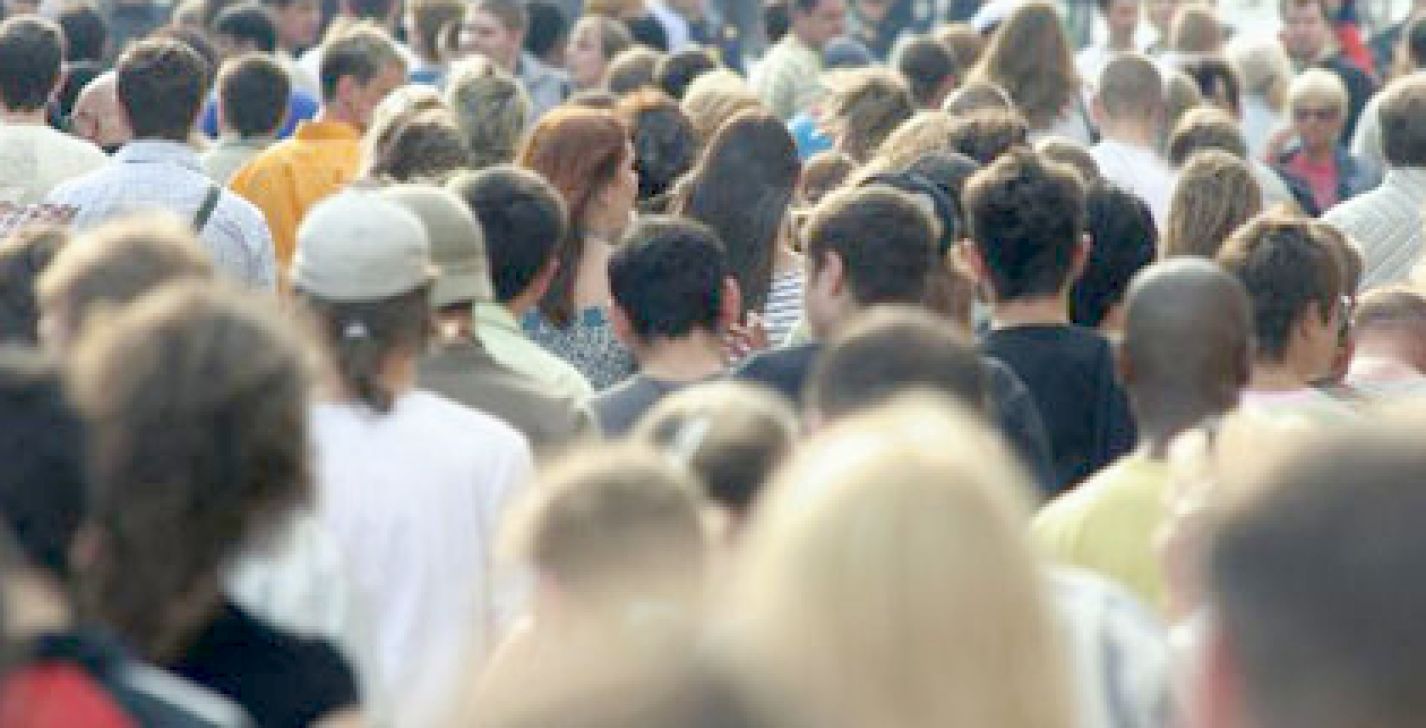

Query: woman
[
  {"left": 1227, "top": 35, "right": 1293, "bottom": 160},
  {"left": 1272, "top": 68, "right": 1378, "bottom": 215},
  {"left": 518, "top": 106, "right": 640, "bottom": 389},
  {"left": 585, "top": 0, "right": 668, "bottom": 50},
  {"left": 566, "top": 15, "right": 634, "bottom": 91},
  {"left": 1163, "top": 150, "right": 1263, "bottom": 258},
  {"left": 821, "top": 67, "right": 917, "bottom": 164},
  {"left": 363, "top": 107, "right": 473, "bottom": 183},
  {"left": 671, "top": 110, "right": 803, "bottom": 346},
  {"left": 405, "top": 0, "right": 466, "bottom": 85},
  {"left": 616, "top": 88, "right": 700, "bottom": 210},
  {"left": 445, "top": 57, "right": 533, "bottom": 170},
  {"left": 966, "top": 1, "right": 1093, "bottom": 144}
]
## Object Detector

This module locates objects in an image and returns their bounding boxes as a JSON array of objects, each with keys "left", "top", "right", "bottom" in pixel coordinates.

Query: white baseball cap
[{"left": 291, "top": 189, "right": 435, "bottom": 301}]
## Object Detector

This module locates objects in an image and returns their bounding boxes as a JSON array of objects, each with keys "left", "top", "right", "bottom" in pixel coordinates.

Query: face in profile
[
  {"left": 566, "top": 20, "right": 607, "bottom": 89},
  {"left": 462, "top": 9, "right": 520, "bottom": 67}
]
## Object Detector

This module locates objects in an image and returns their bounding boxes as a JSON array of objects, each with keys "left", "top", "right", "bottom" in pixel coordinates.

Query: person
[
  {"left": 517, "top": 107, "right": 639, "bottom": 390},
  {"left": 1325, "top": 75, "right": 1426, "bottom": 288},
  {"left": 964, "top": 148, "right": 1136, "bottom": 491},
  {"left": 616, "top": 89, "right": 699, "bottom": 209},
  {"left": 1076, "top": 0, "right": 1142, "bottom": 86},
  {"left": 1342, "top": 285, "right": 1426, "bottom": 395},
  {"left": 1216, "top": 212, "right": 1353, "bottom": 420},
  {"left": 748, "top": 0, "right": 844, "bottom": 120},
  {"left": 1036, "top": 259, "right": 1251, "bottom": 610},
  {"left": 295, "top": 0, "right": 416, "bottom": 95},
  {"left": 294, "top": 189, "right": 535, "bottom": 724},
  {"left": 1163, "top": 150, "right": 1264, "bottom": 259},
  {"left": 55, "top": 3, "right": 108, "bottom": 121},
  {"left": 464, "top": 0, "right": 569, "bottom": 117},
  {"left": 203, "top": 53, "right": 291, "bottom": 183},
  {"left": 523, "top": 0, "right": 568, "bottom": 67},
  {"left": 1273, "top": 68, "right": 1377, "bottom": 215},
  {"left": 654, "top": 46, "right": 717, "bottom": 99},
  {"left": 604, "top": 44, "right": 663, "bottom": 94},
  {"left": 1227, "top": 35, "right": 1294, "bottom": 160},
  {"left": 67, "top": 71, "right": 131, "bottom": 154},
  {"left": 821, "top": 67, "right": 915, "bottom": 164},
  {"left": 566, "top": 14, "right": 633, "bottom": 91},
  {"left": 1089, "top": 54, "right": 1176, "bottom": 228},
  {"left": 1179, "top": 54, "right": 1241, "bottom": 116},
  {"left": 0, "top": 17, "right": 106, "bottom": 204},
  {"left": 444, "top": 57, "right": 531, "bottom": 170},
  {"left": 229, "top": 26, "right": 406, "bottom": 270},
  {"left": 1352, "top": 14, "right": 1426, "bottom": 171},
  {"left": 447, "top": 165, "right": 597, "bottom": 403},
  {"left": 388, "top": 184, "right": 596, "bottom": 453},
  {"left": 0, "top": 226, "right": 66, "bottom": 344},
  {"left": 594, "top": 216, "right": 735, "bottom": 435},
  {"left": 1070, "top": 183, "right": 1158, "bottom": 336},
  {"left": 404, "top": 0, "right": 463, "bottom": 85},
  {"left": 1368, "top": 0, "right": 1426, "bottom": 73},
  {"left": 967, "top": 1, "right": 1094, "bottom": 144},
  {"left": 1166, "top": 106, "right": 1297, "bottom": 208},
  {"left": 361, "top": 107, "right": 471, "bottom": 183},
  {"left": 194, "top": 5, "right": 321, "bottom": 141},
  {"left": 1038, "top": 137, "right": 1103, "bottom": 186},
  {"left": 679, "top": 67, "right": 760, "bottom": 141},
  {"left": 1279, "top": 0, "right": 1375, "bottom": 139},
  {"left": 260, "top": 0, "right": 321, "bottom": 96},
  {"left": 893, "top": 34, "right": 959, "bottom": 110},
  {"left": 584, "top": 0, "right": 669, "bottom": 53},
  {"left": 1166, "top": 4, "right": 1224, "bottom": 59},
  {"left": 67, "top": 283, "right": 363, "bottom": 727},
  {"left": 671, "top": 110, "right": 802, "bottom": 345}
]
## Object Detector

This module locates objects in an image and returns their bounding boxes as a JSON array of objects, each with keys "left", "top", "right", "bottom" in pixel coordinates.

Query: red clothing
[
  {"left": 1286, "top": 152, "right": 1340, "bottom": 211},
  {"left": 0, "top": 664, "right": 136, "bottom": 728}
]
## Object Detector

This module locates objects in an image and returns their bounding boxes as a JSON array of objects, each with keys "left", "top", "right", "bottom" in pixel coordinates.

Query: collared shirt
[
  {"left": 1323, "top": 167, "right": 1426, "bottom": 288},
  {"left": 201, "top": 137, "right": 272, "bottom": 185},
  {"left": 650, "top": 1, "right": 694, "bottom": 51},
  {"left": 0, "top": 123, "right": 108, "bottom": 205},
  {"left": 47, "top": 140, "right": 277, "bottom": 289},
  {"left": 228, "top": 119, "right": 363, "bottom": 268},
  {"left": 750, "top": 34, "right": 823, "bottom": 120},
  {"left": 517, "top": 51, "right": 571, "bottom": 119},
  {"left": 475, "top": 302, "right": 595, "bottom": 402},
  {"left": 1089, "top": 139, "right": 1176, "bottom": 229}
]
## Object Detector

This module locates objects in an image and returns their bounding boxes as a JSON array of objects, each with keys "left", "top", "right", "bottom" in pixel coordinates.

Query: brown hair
[
  {"left": 935, "top": 22, "right": 985, "bottom": 68},
  {"left": 1035, "top": 137, "right": 1101, "bottom": 186},
  {"left": 1170, "top": 5, "right": 1224, "bottom": 54},
  {"left": 406, "top": 0, "right": 465, "bottom": 62},
  {"left": 1166, "top": 105, "right": 1248, "bottom": 165},
  {"left": 1163, "top": 150, "right": 1262, "bottom": 258},
  {"left": 445, "top": 57, "right": 532, "bottom": 169},
  {"left": 945, "top": 108, "right": 1030, "bottom": 166},
  {"left": 364, "top": 107, "right": 472, "bottom": 183},
  {"left": 302, "top": 286, "right": 432, "bottom": 413},
  {"left": 0, "top": 225, "right": 67, "bottom": 345},
  {"left": 823, "top": 68, "right": 917, "bottom": 163},
  {"left": 605, "top": 45, "right": 662, "bottom": 95},
  {"left": 967, "top": 2, "right": 1080, "bottom": 129}
]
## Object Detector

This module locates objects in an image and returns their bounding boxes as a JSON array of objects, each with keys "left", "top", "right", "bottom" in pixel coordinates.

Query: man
[
  {"left": 67, "top": 71, "right": 131, "bottom": 154},
  {"left": 261, "top": 0, "right": 322, "bottom": 96},
  {"left": 198, "top": 4, "right": 320, "bottom": 140},
  {"left": 464, "top": 0, "right": 568, "bottom": 117},
  {"left": 388, "top": 184, "right": 597, "bottom": 453},
  {"left": 1368, "top": 0, "right": 1426, "bottom": 72},
  {"left": 47, "top": 39, "right": 277, "bottom": 290},
  {"left": 203, "top": 54, "right": 291, "bottom": 183},
  {"left": 230, "top": 26, "right": 406, "bottom": 269},
  {"left": 749, "top": 0, "right": 845, "bottom": 120},
  {"left": 893, "top": 34, "right": 959, "bottom": 110},
  {"left": 1280, "top": 0, "right": 1375, "bottom": 139},
  {"left": 964, "top": 148, "right": 1136, "bottom": 491},
  {"left": 1328, "top": 76, "right": 1426, "bottom": 287},
  {"left": 0, "top": 17, "right": 107, "bottom": 205},
  {"left": 595, "top": 216, "right": 737, "bottom": 436},
  {"left": 1034, "top": 259, "right": 1252, "bottom": 610},
  {"left": 1088, "top": 54, "right": 1175, "bottom": 228},
  {"left": 1353, "top": 14, "right": 1426, "bottom": 171},
  {"left": 1343, "top": 285, "right": 1426, "bottom": 395},
  {"left": 295, "top": 0, "right": 415, "bottom": 97},
  {"left": 1076, "top": 0, "right": 1143, "bottom": 86},
  {"left": 447, "top": 166, "right": 595, "bottom": 403},
  {"left": 1216, "top": 213, "right": 1352, "bottom": 420}
]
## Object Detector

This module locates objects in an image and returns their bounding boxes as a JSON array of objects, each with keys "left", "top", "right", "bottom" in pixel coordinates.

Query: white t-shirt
[
  {"left": 311, "top": 390, "right": 534, "bottom": 725},
  {"left": 1090, "top": 138, "right": 1176, "bottom": 229},
  {"left": 0, "top": 124, "right": 108, "bottom": 204}
]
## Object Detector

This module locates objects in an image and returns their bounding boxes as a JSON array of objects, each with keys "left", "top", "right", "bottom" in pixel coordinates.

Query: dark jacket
[{"left": 1275, "top": 145, "right": 1381, "bottom": 216}]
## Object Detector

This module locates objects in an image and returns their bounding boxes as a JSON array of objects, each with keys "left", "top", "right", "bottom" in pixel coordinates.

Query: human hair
[
  {"left": 444, "top": 57, "right": 531, "bottom": 169},
  {"left": 732, "top": 397, "right": 1074, "bottom": 728},
  {"left": 68, "top": 284, "right": 312, "bottom": 662},
  {"left": 1070, "top": 184, "right": 1157, "bottom": 328},
  {"left": 799, "top": 150, "right": 856, "bottom": 207},
  {"left": 605, "top": 45, "right": 661, "bottom": 94},
  {"left": 943, "top": 79, "right": 1014, "bottom": 115},
  {"left": 37, "top": 217, "right": 214, "bottom": 346},
  {"left": 0, "top": 226, "right": 67, "bottom": 345},
  {"left": 1215, "top": 213, "right": 1343, "bottom": 363},
  {"left": 616, "top": 89, "right": 700, "bottom": 204},
  {"left": 567, "top": 89, "right": 619, "bottom": 108},
  {"left": 805, "top": 186, "right": 937, "bottom": 306},
  {"left": 963, "top": 148, "right": 1086, "bottom": 301},
  {"left": 300, "top": 285, "right": 431, "bottom": 413},
  {"left": 1378, "top": 76, "right": 1426, "bottom": 168},
  {"left": 471, "top": 0, "right": 528, "bottom": 32},
  {"left": 1096, "top": 53, "right": 1164, "bottom": 120},
  {"left": 1353, "top": 285, "right": 1426, "bottom": 342},
  {"left": 1227, "top": 35, "right": 1292, "bottom": 111},
  {"left": 1406, "top": 13, "right": 1426, "bottom": 68},
  {"left": 58, "top": 2, "right": 106, "bottom": 63},
  {"left": 517, "top": 107, "right": 630, "bottom": 327},
  {"left": 935, "top": 21, "right": 984, "bottom": 68},
  {"left": 575, "top": 14, "right": 632, "bottom": 64},
  {"left": 894, "top": 35, "right": 959, "bottom": 108},
  {"left": 680, "top": 69, "right": 762, "bottom": 142},
  {"left": 1166, "top": 105, "right": 1248, "bottom": 165},
  {"left": 114, "top": 38, "right": 209, "bottom": 141},
  {"left": 671, "top": 110, "right": 799, "bottom": 314},
  {"left": 1163, "top": 150, "right": 1261, "bottom": 258},
  {"left": 1288, "top": 67, "right": 1347, "bottom": 115},
  {"left": 217, "top": 53, "right": 291, "bottom": 138},
  {"left": 967, "top": 1, "right": 1080, "bottom": 129},
  {"left": 151, "top": 25, "right": 220, "bottom": 88},
  {"left": 407, "top": 0, "right": 465, "bottom": 61},
  {"left": 609, "top": 216, "right": 728, "bottom": 341},
  {"left": 810, "top": 306, "right": 987, "bottom": 420},
  {"left": 633, "top": 381, "right": 798, "bottom": 519},
  {"left": 655, "top": 46, "right": 719, "bottom": 100},
  {"left": 1170, "top": 5, "right": 1223, "bottom": 53},
  {"left": 822, "top": 68, "right": 916, "bottom": 163},
  {"left": 319, "top": 24, "right": 403, "bottom": 102},
  {"left": 213, "top": 2, "right": 278, "bottom": 52},
  {"left": 868, "top": 111, "right": 955, "bottom": 171},
  {"left": 365, "top": 108, "right": 472, "bottom": 183},
  {"left": 764, "top": 0, "right": 790, "bottom": 43},
  {"left": 1180, "top": 54, "right": 1242, "bottom": 115},
  {"left": 1278, "top": 0, "right": 1328, "bottom": 21},
  {"left": 361, "top": 82, "right": 444, "bottom": 166},
  {"left": 0, "top": 16, "right": 63, "bottom": 112},
  {"left": 1312, "top": 221, "right": 1361, "bottom": 295},
  {"left": 1035, "top": 137, "right": 1101, "bottom": 185},
  {"left": 1163, "top": 69, "right": 1205, "bottom": 135},
  {"left": 944, "top": 108, "right": 1029, "bottom": 165},
  {"left": 524, "top": 0, "right": 567, "bottom": 60},
  {"left": 448, "top": 165, "right": 569, "bottom": 303}
]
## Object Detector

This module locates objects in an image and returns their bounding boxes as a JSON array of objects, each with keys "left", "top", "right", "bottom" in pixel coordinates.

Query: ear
[
  {"left": 528, "top": 257, "right": 560, "bottom": 300},
  {"left": 1117, "top": 344, "right": 1135, "bottom": 387},
  {"left": 1195, "top": 619, "right": 1250, "bottom": 728},
  {"left": 608, "top": 301, "right": 638, "bottom": 348},
  {"left": 955, "top": 239, "right": 990, "bottom": 288},
  {"left": 1068, "top": 233, "right": 1092, "bottom": 285},
  {"left": 1090, "top": 96, "right": 1109, "bottom": 127},
  {"left": 820, "top": 250, "right": 848, "bottom": 299},
  {"left": 720, "top": 276, "right": 742, "bottom": 333}
]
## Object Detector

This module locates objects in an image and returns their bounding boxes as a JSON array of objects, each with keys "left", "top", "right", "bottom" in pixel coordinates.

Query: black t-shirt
[
  {"left": 173, "top": 602, "right": 359, "bottom": 728},
  {"left": 982, "top": 324, "right": 1136, "bottom": 492}
]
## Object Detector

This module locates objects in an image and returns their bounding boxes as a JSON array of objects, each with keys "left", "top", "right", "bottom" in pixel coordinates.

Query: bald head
[{"left": 71, "top": 72, "right": 131, "bottom": 150}]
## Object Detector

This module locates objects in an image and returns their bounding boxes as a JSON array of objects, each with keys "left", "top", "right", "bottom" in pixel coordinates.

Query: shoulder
[{"left": 409, "top": 390, "right": 533, "bottom": 456}]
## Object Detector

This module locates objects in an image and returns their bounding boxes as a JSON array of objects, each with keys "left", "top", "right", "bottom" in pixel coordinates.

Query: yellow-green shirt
[
  {"left": 474, "top": 302, "right": 594, "bottom": 403},
  {"left": 1032, "top": 453, "right": 1170, "bottom": 610}
]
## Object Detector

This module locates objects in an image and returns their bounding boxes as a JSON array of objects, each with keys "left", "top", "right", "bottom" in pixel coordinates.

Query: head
[
  {"left": 1166, "top": 105, "right": 1249, "bottom": 165},
  {"left": 1349, "top": 287, "right": 1426, "bottom": 373},
  {"left": 788, "top": 0, "right": 846, "bottom": 50},
  {"left": 1227, "top": 35, "right": 1293, "bottom": 110},
  {"left": 69, "top": 71, "right": 130, "bottom": 151},
  {"left": 1164, "top": 150, "right": 1262, "bottom": 259},
  {"left": 212, "top": 2, "right": 278, "bottom": 56},
  {"left": 320, "top": 25, "right": 407, "bottom": 129},
  {"left": 802, "top": 186, "right": 937, "bottom": 337},
  {"left": 1216, "top": 213, "right": 1344, "bottom": 381},
  {"left": 967, "top": 1, "right": 1078, "bottom": 128},
  {"left": 1144, "top": 0, "right": 1178, "bottom": 34},
  {"left": 523, "top": 1, "right": 567, "bottom": 65},
  {"left": 962, "top": 149, "right": 1087, "bottom": 304},
  {"left": 822, "top": 68, "right": 916, "bottom": 163},
  {"left": 114, "top": 38, "right": 209, "bottom": 142},
  {"left": 608, "top": 216, "right": 737, "bottom": 355},
  {"left": 935, "top": 22, "right": 984, "bottom": 68},
  {"left": 655, "top": 47, "right": 719, "bottom": 100},
  {"left": 448, "top": 165, "right": 567, "bottom": 308},
  {"left": 680, "top": 69, "right": 762, "bottom": 143},
  {"left": 942, "top": 79, "right": 1013, "bottom": 115},
  {"left": 673, "top": 110, "right": 799, "bottom": 314},
  {"left": 1180, "top": 54, "right": 1242, "bottom": 116},
  {"left": 1170, "top": 5, "right": 1223, "bottom": 54},
  {"left": 605, "top": 45, "right": 662, "bottom": 95},
  {"left": 518, "top": 107, "right": 637, "bottom": 326},
  {"left": 1035, "top": 137, "right": 1102, "bottom": 186},
  {"left": 262, "top": 0, "right": 320, "bottom": 49},
  {"left": 1093, "top": 53, "right": 1165, "bottom": 133},
  {"left": 1164, "top": 70, "right": 1207, "bottom": 136},
  {"left": 380, "top": 184, "right": 493, "bottom": 312},
  {"left": 617, "top": 89, "right": 700, "bottom": 204},
  {"left": 1279, "top": 0, "right": 1330, "bottom": 62},
  {"left": 69, "top": 284, "right": 312, "bottom": 661},
  {"left": 1070, "top": 184, "right": 1157, "bottom": 332},
  {"left": 58, "top": 3, "right": 106, "bottom": 63},
  {"left": 567, "top": 15, "right": 632, "bottom": 90},
  {"left": 799, "top": 150, "right": 856, "bottom": 207},
  {"left": 364, "top": 107, "right": 472, "bottom": 183},
  {"left": 0, "top": 16, "right": 63, "bottom": 114},
  {"left": 1406, "top": 13, "right": 1426, "bottom": 70},
  {"left": 943, "top": 108, "right": 1029, "bottom": 166},
  {"left": 1287, "top": 68, "right": 1347, "bottom": 155},
  {"left": 1377, "top": 75, "right": 1426, "bottom": 169},
  {"left": 1099, "top": 0, "right": 1141, "bottom": 41},
  {"left": 0, "top": 226, "right": 67, "bottom": 345},
  {"left": 894, "top": 35, "right": 960, "bottom": 109},
  {"left": 444, "top": 57, "right": 531, "bottom": 169},
  {"left": 463, "top": 0, "right": 527, "bottom": 70},
  {"left": 216, "top": 53, "right": 291, "bottom": 140},
  {"left": 404, "top": 0, "right": 465, "bottom": 63}
]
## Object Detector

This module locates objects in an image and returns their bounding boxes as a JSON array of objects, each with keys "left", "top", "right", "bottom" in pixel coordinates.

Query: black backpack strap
[{"left": 192, "top": 183, "right": 222, "bottom": 233}]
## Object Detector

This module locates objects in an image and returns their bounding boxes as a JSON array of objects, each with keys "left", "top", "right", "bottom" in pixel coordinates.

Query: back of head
[
  {"left": 823, "top": 67, "right": 916, "bottom": 163},
  {"left": 1170, "top": 5, "right": 1223, "bottom": 54},
  {"left": 68, "top": 283, "right": 312, "bottom": 661},
  {"left": 1035, "top": 137, "right": 1102, "bottom": 186},
  {"left": 1180, "top": 54, "right": 1242, "bottom": 115},
  {"left": 617, "top": 89, "right": 700, "bottom": 203},
  {"left": 1070, "top": 183, "right": 1157, "bottom": 328},
  {"left": 1378, "top": 75, "right": 1426, "bottom": 169},
  {"left": 445, "top": 57, "right": 532, "bottom": 169},
  {"left": 408, "top": 0, "right": 466, "bottom": 60},
  {"left": 319, "top": 24, "right": 402, "bottom": 103},
  {"left": 523, "top": 0, "right": 565, "bottom": 59},
  {"left": 894, "top": 35, "right": 959, "bottom": 108},
  {"left": 1167, "top": 105, "right": 1248, "bottom": 165},
  {"left": 944, "top": 108, "right": 1029, "bottom": 165},
  {"left": 1407, "top": 13, "right": 1426, "bottom": 69},
  {"left": 59, "top": 3, "right": 106, "bottom": 64},
  {"left": 810, "top": 306, "right": 986, "bottom": 422},
  {"left": 447, "top": 165, "right": 568, "bottom": 304},
  {"left": 680, "top": 69, "right": 761, "bottom": 143},
  {"left": 1226, "top": 35, "right": 1292, "bottom": 107},
  {"left": 365, "top": 107, "right": 472, "bottom": 183},
  {"left": 1164, "top": 149, "right": 1262, "bottom": 258},
  {"left": 655, "top": 46, "right": 718, "bottom": 100},
  {"left": 1095, "top": 52, "right": 1164, "bottom": 122},
  {"left": 609, "top": 216, "right": 729, "bottom": 342},
  {"left": 869, "top": 111, "right": 955, "bottom": 171},
  {"left": 943, "top": 79, "right": 1013, "bottom": 115},
  {"left": 799, "top": 150, "right": 856, "bottom": 206},
  {"left": 116, "top": 37, "right": 211, "bottom": 141},
  {"left": 0, "top": 16, "right": 63, "bottom": 112},
  {"left": 471, "top": 0, "right": 527, "bottom": 32},
  {"left": 936, "top": 22, "right": 984, "bottom": 68},
  {"left": 606, "top": 46, "right": 662, "bottom": 95},
  {"left": 1353, "top": 286, "right": 1426, "bottom": 345},
  {"left": 805, "top": 185, "right": 937, "bottom": 307},
  {"left": 218, "top": 52, "right": 291, "bottom": 138},
  {"left": 968, "top": 0, "right": 1077, "bottom": 128},
  {"left": 213, "top": 2, "right": 279, "bottom": 53},
  {"left": 0, "top": 226, "right": 68, "bottom": 345},
  {"left": 963, "top": 148, "right": 1086, "bottom": 301}
]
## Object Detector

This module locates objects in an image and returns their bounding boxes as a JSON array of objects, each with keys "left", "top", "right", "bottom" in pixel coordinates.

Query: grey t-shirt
[{"left": 594, "top": 374, "right": 706, "bottom": 437}]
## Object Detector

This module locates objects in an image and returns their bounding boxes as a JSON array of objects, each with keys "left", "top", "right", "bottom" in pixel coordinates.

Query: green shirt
[{"left": 475, "top": 302, "right": 594, "bottom": 403}]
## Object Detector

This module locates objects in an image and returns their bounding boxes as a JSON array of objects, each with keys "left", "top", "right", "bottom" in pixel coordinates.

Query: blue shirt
[{"left": 200, "top": 89, "right": 321, "bottom": 140}]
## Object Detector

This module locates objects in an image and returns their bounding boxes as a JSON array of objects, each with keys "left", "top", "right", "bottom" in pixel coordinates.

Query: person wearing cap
[
  {"left": 292, "top": 188, "right": 535, "bottom": 725},
  {"left": 381, "top": 183, "right": 599, "bottom": 454}
]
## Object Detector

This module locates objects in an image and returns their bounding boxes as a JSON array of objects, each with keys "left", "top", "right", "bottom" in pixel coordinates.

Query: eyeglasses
[{"left": 1295, "top": 106, "right": 1340, "bottom": 122}]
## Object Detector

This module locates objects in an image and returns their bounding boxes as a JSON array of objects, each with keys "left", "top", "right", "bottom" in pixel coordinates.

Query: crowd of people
[{"left": 2, "top": 0, "right": 1426, "bottom": 724}]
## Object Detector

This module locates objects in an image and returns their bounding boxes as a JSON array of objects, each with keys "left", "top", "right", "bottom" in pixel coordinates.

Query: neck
[
  {"left": 1249, "top": 358, "right": 1315, "bottom": 392},
  {"left": 1108, "top": 31, "right": 1135, "bottom": 50},
  {"left": 990, "top": 294, "right": 1071, "bottom": 328},
  {"left": 505, "top": 291, "right": 540, "bottom": 320},
  {"left": 436, "top": 309, "right": 476, "bottom": 342},
  {"left": 0, "top": 106, "right": 47, "bottom": 125},
  {"left": 5, "top": 572, "right": 73, "bottom": 637},
  {"left": 1100, "top": 118, "right": 1160, "bottom": 149},
  {"left": 1302, "top": 144, "right": 1336, "bottom": 162},
  {"left": 1134, "top": 397, "right": 1223, "bottom": 459},
  {"left": 317, "top": 106, "right": 361, "bottom": 131},
  {"left": 584, "top": 214, "right": 627, "bottom": 244},
  {"left": 636, "top": 330, "right": 727, "bottom": 381}
]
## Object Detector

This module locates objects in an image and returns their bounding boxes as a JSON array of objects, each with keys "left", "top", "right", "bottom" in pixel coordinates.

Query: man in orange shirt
[{"left": 229, "top": 25, "right": 406, "bottom": 266}]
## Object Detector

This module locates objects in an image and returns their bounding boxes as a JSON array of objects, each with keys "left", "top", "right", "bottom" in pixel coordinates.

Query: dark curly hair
[
  {"left": 945, "top": 109, "right": 1030, "bottom": 166},
  {"left": 617, "top": 89, "right": 700, "bottom": 208}
]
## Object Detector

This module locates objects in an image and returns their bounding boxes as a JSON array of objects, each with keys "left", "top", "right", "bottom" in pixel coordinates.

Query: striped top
[{"left": 763, "top": 268, "right": 805, "bottom": 348}]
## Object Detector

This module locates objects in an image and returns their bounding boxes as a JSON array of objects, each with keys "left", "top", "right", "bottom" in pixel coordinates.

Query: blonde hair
[
  {"left": 363, "top": 83, "right": 445, "bottom": 167},
  {"left": 869, "top": 110, "right": 957, "bottom": 171},
  {"left": 966, "top": 1, "right": 1080, "bottom": 129},
  {"left": 445, "top": 56, "right": 532, "bottom": 169},
  {"left": 822, "top": 68, "right": 917, "bottom": 163},
  {"left": 1163, "top": 149, "right": 1263, "bottom": 258},
  {"left": 680, "top": 69, "right": 762, "bottom": 143},
  {"left": 1170, "top": 5, "right": 1224, "bottom": 54},
  {"left": 1289, "top": 67, "right": 1349, "bottom": 114},
  {"left": 1228, "top": 35, "right": 1293, "bottom": 110},
  {"left": 731, "top": 396, "right": 1075, "bottom": 728}
]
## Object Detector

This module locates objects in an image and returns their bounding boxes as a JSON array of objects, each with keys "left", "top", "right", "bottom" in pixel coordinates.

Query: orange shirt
[{"left": 228, "top": 119, "right": 363, "bottom": 267}]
